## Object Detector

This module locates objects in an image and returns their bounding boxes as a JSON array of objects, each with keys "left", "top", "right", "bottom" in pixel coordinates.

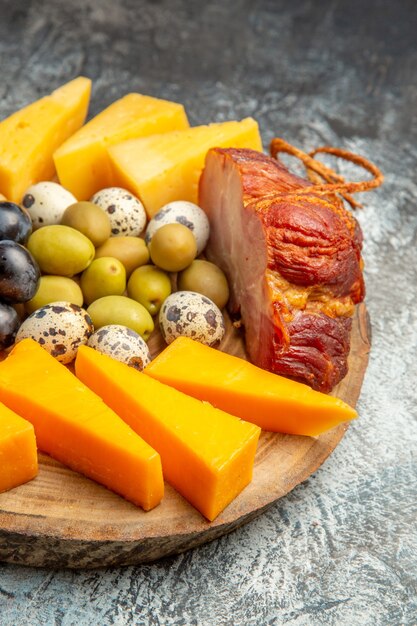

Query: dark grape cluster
[{"left": 0, "top": 202, "right": 40, "bottom": 349}]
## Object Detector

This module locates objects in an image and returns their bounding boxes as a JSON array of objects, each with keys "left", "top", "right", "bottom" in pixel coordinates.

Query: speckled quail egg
[
  {"left": 145, "top": 201, "right": 210, "bottom": 256},
  {"left": 90, "top": 187, "right": 147, "bottom": 237},
  {"left": 87, "top": 324, "right": 151, "bottom": 370},
  {"left": 15, "top": 301, "right": 94, "bottom": 364},
  {"left": 159, "top": 291, "right": 225, "bottom": 347},
  {"left": 21, "top": 182, "right": 77, "bottom": 230}
]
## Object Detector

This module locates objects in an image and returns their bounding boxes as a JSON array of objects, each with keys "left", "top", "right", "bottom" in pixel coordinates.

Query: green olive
[
  {"left": 80, "top": 257, "right": 126, "bottom": 306},
  {"left": 61, "top": 201, "right": 111, "bottom": 247},
  {"left": 94, "top": 236, "right": 149, "bottom": 277},
  {"left": 148, "top": 223, "right": 197, "bottom": 272},
  {"left": 177, "top": 260, "right": 230, "bottom": 309},
  {"left": 25, "top": 275, "right": 84, "bottom": 314},
  {"left": 27, "top": 225, "right": 95, "bottom": 276},
  {"left": 127, "top": 265, "right": 171, "bottom": 316},
  {"left": 87, "top": 295, "right": 154, "bottom": 341}
]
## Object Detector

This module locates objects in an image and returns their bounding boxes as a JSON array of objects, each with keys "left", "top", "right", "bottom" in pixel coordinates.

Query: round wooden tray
[{"left": 0, "top": 304, "right": 370, "bottom": 569}]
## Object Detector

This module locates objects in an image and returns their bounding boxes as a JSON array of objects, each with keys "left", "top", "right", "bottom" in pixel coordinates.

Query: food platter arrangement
[{"left": 0, "top": 77, "right": 381, "bottom": 567}]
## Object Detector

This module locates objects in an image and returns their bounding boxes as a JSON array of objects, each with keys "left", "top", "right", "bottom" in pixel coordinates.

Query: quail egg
[
  {"left": 145, "top": 201, "right": 210, "bottom": 256},
  {"left": 90, "top": 187, "right": 147, "bottom": 237},
  {"left": 21, "top": 182, "right": 77, "bottom": 230},
  {"left": 15, "top": 301, "right": 94, "bottom": 364},
  {"left": 87, "top": 324, "right": 151, "bottom": 370},
  {"left": 159, "top": 291, "right": 225, "bottom": 347}
]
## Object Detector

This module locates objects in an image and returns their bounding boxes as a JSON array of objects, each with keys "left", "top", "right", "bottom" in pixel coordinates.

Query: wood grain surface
[{"left": 0, "top": 303, "right": 370, "bottom": 569}]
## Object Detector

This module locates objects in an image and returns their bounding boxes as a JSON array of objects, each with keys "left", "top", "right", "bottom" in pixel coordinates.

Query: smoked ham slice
[{"left": 199, "top": 146, "right": 381, "bottom": 392}]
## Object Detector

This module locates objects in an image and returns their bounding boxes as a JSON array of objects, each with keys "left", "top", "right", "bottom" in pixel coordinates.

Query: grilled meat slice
[{"left": 199, "top": 147, "right": 366, "bottom": 392}]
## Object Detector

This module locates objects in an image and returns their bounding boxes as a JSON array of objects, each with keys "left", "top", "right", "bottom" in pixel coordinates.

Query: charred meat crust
[{"left": 199, "top": 147, "right": 364, "bottom": 392}]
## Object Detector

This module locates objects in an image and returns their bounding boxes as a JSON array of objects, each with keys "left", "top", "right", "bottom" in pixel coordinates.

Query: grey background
[{"left": 0, "top": 0, "right": 416, "bottom": 624}]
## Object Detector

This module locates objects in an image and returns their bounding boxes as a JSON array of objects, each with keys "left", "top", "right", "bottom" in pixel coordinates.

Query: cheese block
[
  {"left": 0, "top": 77, "right": 91, "bottom": 202},
  {"left": 0, "top": 402, "right": 38, "bottom": 494},
  {"left": 54, "top": 94, "right": 190, "bottom": 200},
  {"left": 0, "top": 339, "right": 164, "bottom": 510},
  {"left": 108, "top": 117, "right": 262, "bottom": 217},
  {"left": 144, "top": 337, "right": 358, "bottom": 436},
  {"left": 75, "top": 345, "right": 261, "bottom": 521}
]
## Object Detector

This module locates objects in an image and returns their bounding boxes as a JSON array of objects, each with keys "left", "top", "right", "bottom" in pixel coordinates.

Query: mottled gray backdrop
[{"left": 0, "top": 0, "right": 416, "bottom": 624}]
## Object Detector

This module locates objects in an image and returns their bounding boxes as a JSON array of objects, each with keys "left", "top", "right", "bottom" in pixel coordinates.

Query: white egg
[
  {"left": 87, "top": 324, "right": 151, "bottom": 370},
  {"left": 90, "top": 187, "right": 147, "bottom": 237},
  {"left": 159, "top": 291, "right": 225, "bottom": 347},
  {"left": 15, "top": 301, "right": 94, "bottom": 364},
  {"left": 145, "top": 201, "right": 210, "bottom": 256},
  {"left": 21, "top": 182, "right": 77, "bottom": 230}
]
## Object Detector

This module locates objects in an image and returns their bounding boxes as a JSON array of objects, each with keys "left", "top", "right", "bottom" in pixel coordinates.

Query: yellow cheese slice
[
  {"left": 0, "top": 77, "right": 91, "bottom": 202},
  {"left": 0, "top": 339, "right": 164, "bottom": 510},
  {"left": 53, "top": 94, "right": 189, "bottom": 200},
  {"left": 75, "top": 344, "right": 261, "bottom": 521},
  {"left": 144, "top": 337, "right": 358, "bottom": 436},
  {"left": 0, "top": 401, "right": 38, "bottom": 494},
  {"left": 108, "top": 117, "right": 263, "bottom": 217}
]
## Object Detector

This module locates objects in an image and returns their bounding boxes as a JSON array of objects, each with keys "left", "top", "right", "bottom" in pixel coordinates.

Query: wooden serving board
[{"left": 0, "top": 303, "right": 371, "bottom": 569}]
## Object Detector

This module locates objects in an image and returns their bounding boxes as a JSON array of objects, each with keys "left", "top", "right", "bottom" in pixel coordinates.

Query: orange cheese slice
[
  {"left": 0, "top": 77, "right": 91, "bottom": 202},
  {"left": 54, "top": 93, "right": 189, "bottom": 200},
  {"left": 108, "top": 117, "right": 262, "bottom": 217},
  {"left": 144, "top": 337, "right": 358, "bottom": 436},
  {"left": 0, "top": 339, "right": 163, "bottom": 510},
  {"left": 0, "top": 402, "right": 38, "bottom": 494},
  {"left": 75, "top": 345, "right": 261, "bottom": 521}
]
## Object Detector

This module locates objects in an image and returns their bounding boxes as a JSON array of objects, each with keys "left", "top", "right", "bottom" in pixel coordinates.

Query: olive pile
[{"left": 0, "top": 182, "right": 230, "bottom": 361}]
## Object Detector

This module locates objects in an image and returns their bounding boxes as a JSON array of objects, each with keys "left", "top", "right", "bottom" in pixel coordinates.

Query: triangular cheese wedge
[
  {"left": 0, "top": 339, "right": 163, "bottom": 510},
  {"left": 0, "top": 77, "right": 91, "bottom": 202},
  {"left": 54, "top": 93, "right": 189, "bottom": 200},
  {"left": 75, "top": 344, "right": 260, "bottom": 521},
  {"left": 0, "top": 402, "right": 38, "bottom": 494},
  {"left": 144, "top": 337, "right": 358, "bottom": 436},
  {"left": 108, "top": 118, "right": 262, "bottom": 217}
]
